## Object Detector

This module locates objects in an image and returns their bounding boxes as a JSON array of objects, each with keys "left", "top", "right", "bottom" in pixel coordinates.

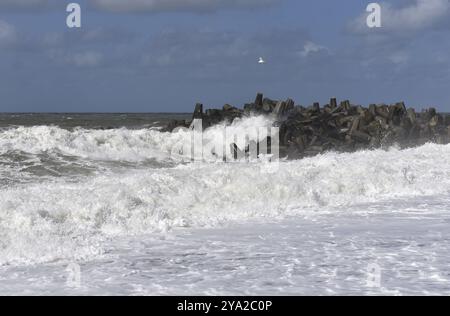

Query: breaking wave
[
  {"left": 0, "top": 116, "right": 273, "bottom": 163},
  {"left": 1, "top": 116, "right": 450, "bottom": 265}
]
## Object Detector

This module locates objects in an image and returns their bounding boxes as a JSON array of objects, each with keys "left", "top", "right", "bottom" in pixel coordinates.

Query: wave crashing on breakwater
[{"left": 1, "top": 115, "right": 450, "bottom": 266}]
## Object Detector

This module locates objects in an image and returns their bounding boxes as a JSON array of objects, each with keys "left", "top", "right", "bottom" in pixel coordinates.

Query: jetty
[{"left": 165, "top": 93, "right": 450, "bottom": 159}]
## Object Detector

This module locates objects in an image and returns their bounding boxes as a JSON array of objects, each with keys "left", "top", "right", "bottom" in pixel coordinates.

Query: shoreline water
[
  {"left": 0, "top": 113, "right": 450, "bottom": 295},
  {"left": 2, "top": 203, "right": 450, "bottom": 295}
]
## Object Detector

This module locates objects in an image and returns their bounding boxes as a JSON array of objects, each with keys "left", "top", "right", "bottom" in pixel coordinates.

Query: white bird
[{"left": 258, "top": 57, "right": 265, "bottom": 64}]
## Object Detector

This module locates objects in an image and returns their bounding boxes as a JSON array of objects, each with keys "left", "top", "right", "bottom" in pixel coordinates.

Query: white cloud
[
  {"left": 91, "top": 0, "right": 280, "bottom": 13},
  {"left": 68, "top": 52, "right": 104, "bottom": 67},
  {"left": 0, "top": 0, "right": 280, "bottom": 13},
  {"left": 389, "top": 51, "right": 410, "bottom": 65},
  {"left": 0, "top": 0, "right": 280, "bottom": 12},
  {"left": 0, "top": 20, "right": 16, "bottom": 44},
  {"left": 48, "top": 50, "right": 104, "bottom": 68},
  {"left": 350, "top": 0, "right": 450, "bottom": 33},
  {"left": 299, "top": 41, "right": 328, "bottom": 57}
]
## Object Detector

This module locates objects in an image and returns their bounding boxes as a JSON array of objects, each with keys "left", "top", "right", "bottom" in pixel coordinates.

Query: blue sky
[{"left": 0, "top": 0, "right": 450, "bottom": 112}]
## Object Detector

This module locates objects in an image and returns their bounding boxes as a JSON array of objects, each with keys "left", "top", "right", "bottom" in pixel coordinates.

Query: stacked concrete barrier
[{"left": 164, "top": 93, "right": 450, "bottom": 159}]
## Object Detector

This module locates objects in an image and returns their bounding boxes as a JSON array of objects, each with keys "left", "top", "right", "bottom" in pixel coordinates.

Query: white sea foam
[
  {"left": 0, "top": 116, "right": 274, "bottom": 163},
  {"left": 1, "top": 140, "right": 450, "bottom": 265}
]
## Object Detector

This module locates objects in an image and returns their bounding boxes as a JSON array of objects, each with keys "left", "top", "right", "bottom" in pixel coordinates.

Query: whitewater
[{"left": 1, "top": 114, "right": 450, "bottom": 295}]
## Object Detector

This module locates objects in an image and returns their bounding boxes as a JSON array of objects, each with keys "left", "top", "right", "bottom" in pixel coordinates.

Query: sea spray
[{"left": 0, "top": 116, "right": 274, "bottom": 163}]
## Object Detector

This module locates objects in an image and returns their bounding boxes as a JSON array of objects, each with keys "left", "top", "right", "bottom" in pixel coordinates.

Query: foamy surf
[
  {"left": 0, "top": 116, "right": 274, "bottom": 164},
  {"left": 1, "top": 139, "right": 450, "bottom": 265}
]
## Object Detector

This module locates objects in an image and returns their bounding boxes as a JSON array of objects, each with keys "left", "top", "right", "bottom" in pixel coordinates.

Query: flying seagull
[{"left": 258, "top": 57, "right": 265, "bottom": 64}]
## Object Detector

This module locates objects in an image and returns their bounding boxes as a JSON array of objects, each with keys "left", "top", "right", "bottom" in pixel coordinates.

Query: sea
[{"left": 0, "top": 113, "right": 450, "bottom": 295}]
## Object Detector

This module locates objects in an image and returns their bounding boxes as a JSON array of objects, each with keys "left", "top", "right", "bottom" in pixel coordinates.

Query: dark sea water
[
  {"left": 0, "top": 113, "right": 190, "bottom": 130},
  {"left": 0, "top": 113, "right": 191, "bottom": 185}
]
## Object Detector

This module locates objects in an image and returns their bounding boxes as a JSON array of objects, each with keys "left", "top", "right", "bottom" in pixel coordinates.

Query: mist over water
[{"left": 1, "top": 114, "right": 450, "bottom": 295}]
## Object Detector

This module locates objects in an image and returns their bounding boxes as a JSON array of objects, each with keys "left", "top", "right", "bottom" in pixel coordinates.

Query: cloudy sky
[{"left": 0, "top": 0, "right": 450, "bottom": 112}]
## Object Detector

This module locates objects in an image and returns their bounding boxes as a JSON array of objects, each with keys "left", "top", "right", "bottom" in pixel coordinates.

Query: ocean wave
[
  {"left": 0, "top": 116, "right": 274, "bottom": 163},
  {"left": 1, "top": 142, "right": 450, "bottom": 265}
]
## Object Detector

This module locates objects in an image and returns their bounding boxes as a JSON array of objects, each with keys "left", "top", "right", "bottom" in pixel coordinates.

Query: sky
[{"left": 0, "top": 0, "right": 450, "bottom": 112}]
